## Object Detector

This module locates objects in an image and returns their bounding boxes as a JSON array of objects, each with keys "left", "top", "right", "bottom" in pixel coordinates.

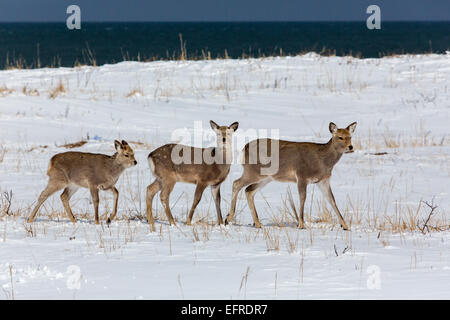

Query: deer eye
[
  {"left": 339, "top": 137, "right": 344, "bottom": 140},
  {"left": 124, "top": 154, "right": 129, "bottom": 157}
]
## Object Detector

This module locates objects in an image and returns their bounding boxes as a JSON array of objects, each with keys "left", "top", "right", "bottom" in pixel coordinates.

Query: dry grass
[
  {"left": 0, "top": 85, "right": 14, "bottom": 97},
  {"left": 0, "top": 145, "right": 7, "bottom": 163},
  {"left": 0, "top": 191, "right": 13, "bottom": 217},
  {"left": 49, "top": 80, "right": 66, "bottom": 99},
  {"left": 22, "top": 85, "right": 40, "bottom": 96},
  {"left": 26, "top": 145, "right": 49, "bottom": 153},
  {"left": 56, "top": 140, "right": 88, "bottom": 149},
  {"left": 0, "top": 37, "right": 443, "bottom": 72},
  {"left": 1, "top": 51, "right": 445, "bottom": 105},
  {"left": 127, "top": 140, "right": 154, "bottom": 151},
  {"left": 353, "top": 125, "right": 448, "bottom": 152},
  {"left": 261, "top": 184, "right": 449, "bottom": 236},
  {"left": 0, "top": 183, "right": 446, "bottom": 260},
  {"left": 4, "top": 53, "right": 27, "bottom": 70},
  {"left": 2, "top": 264, "right": 15, "bottom": 300},
  {"left": 262, "top": 227, "right": 280, "bottom": 251},
  {"left": 125, "top": 88, "right": 144, "bottom": 98}
]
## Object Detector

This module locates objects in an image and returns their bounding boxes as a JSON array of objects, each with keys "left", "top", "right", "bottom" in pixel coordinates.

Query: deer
[
  {"left": 225, "top": 122, "right": 357, "bottom": 230},
  {"left": 27, "top": 140, "right": 137, "bottom": 224},
  {"left": 146, "top": 120, "right": 239, "bottom": 228}
]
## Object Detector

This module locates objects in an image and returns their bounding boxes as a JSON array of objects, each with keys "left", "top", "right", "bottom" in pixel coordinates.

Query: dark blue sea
[{"left": 0, "top": 22, "right": 449, "bottom": 69}]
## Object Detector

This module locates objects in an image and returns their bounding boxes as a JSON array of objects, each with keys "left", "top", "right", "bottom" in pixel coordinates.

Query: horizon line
[{"left": 0, "top": 20, "right": 449, "bottom": 23}]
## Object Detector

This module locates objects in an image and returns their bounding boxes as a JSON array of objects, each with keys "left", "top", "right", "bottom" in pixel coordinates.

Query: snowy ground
[{"left": 0, "top": 53, "right": 449, "bottom": 299}]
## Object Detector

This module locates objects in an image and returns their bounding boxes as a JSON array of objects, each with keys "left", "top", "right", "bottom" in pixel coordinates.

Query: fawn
[
  {"left": 225, "top": 122, "right": 357, "bottom": 230},
  {"left": 27, "top": 140, "right": 137, "bottom": 224},
  {"left": 146, "top": 120, "right": 239, "bottom": 227}
]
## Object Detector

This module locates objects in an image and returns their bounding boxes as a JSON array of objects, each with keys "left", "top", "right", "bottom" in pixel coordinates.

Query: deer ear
[
  {"left": 121, "top": 140, "right": 129, "bottom": 146},
  {"left": 347, "top": 122, "right": 357, "bottom": 134},
  {"left": 210, "top": 120, "right": 219, "bottom": 131},
  {"left": 329, "top": 122, "right": 338, "bottom": 134},
  {"left": 114, "top": 140, "right": 122, "bottom": 151},
  {"left": 229, "top": 121, "right": 239, "bottom": 131}
]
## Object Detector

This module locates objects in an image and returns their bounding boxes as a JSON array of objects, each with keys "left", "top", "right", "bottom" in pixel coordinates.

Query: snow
[{"left": 0, "top": 53, "right": 449, "bottom": 299}]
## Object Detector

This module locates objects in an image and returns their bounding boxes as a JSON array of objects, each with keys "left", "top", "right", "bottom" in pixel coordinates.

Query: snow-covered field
[{"left": 0, "top": 53, "right": 449, "bottom": 299}]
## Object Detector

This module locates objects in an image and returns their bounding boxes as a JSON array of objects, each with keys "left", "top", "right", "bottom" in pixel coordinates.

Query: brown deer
[
  {"left": 146, "top": 120, "right": 239, "bottom": 227},
  {"left": 27, "top": 140, "right": 137, "bottom": 224},
  {"left": 225, "top": 122, "right": 357, "bottom": 230}
]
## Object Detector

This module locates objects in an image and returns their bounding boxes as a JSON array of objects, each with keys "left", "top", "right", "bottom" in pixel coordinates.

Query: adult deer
[
  {"left": 27, "top": 140, "right": 137, "bottom": 224},
  {"left": 225, "top": 122, "right": 357, "bottom": 230},
  {"left": 146, "top": 120, "right": 239, "bottom": 227}
]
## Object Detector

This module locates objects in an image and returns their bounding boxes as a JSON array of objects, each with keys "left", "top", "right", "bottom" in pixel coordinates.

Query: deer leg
[
  {"left": 210, "top": 183, "right": 223, "bottom": 225},
  {"left": 186, "top": 184, "right": 207, "bottom": 225},
  {"left": 245, "top": 178, "right": 271, "bottom": 228},
  {"left": 160, "top": 181, "right": 176, "bottom": 226},
  {"left": 60, "top": 186, "right": 78, "bottom": 223},
  {"left": 106, "top": 187, "right": 119, "bottom": 223},
  {"left": 317, "top": 178, "right": 349, "bottom": 230},
  {"left": 225, "top": 175, "right": 255, "bottom": 224},
  {"left": 89, "top": 186, "right": 100, "bottom": 225},
  {"left": 146, "top": 180, "right": 160, "bottom": 228},
  {"left": 297, "top": 181, "right": 307, "bottom": 229},
  {"left": 28, "top": 181, "right": 65, "bottom": 223}
]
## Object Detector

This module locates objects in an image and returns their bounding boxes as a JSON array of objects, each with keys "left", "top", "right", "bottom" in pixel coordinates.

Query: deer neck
[
  {"left": 322, "top": 139, "right": 344, "bottom": 168},
  {"left": 109, "top": 153, "right": 127, "bottom": 177},
  {"left": 215, "top": 143, "right": 233, "bottom": 166}
]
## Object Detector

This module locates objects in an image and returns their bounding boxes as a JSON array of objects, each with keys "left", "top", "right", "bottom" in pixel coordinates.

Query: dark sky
[{"left": 0, "top": 0, "right": 449, "bottom": 22}]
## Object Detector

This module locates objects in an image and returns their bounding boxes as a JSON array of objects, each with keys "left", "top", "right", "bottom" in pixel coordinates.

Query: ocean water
[{"left": 0, "top": 22, "right": 449, "bottom": 69}]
